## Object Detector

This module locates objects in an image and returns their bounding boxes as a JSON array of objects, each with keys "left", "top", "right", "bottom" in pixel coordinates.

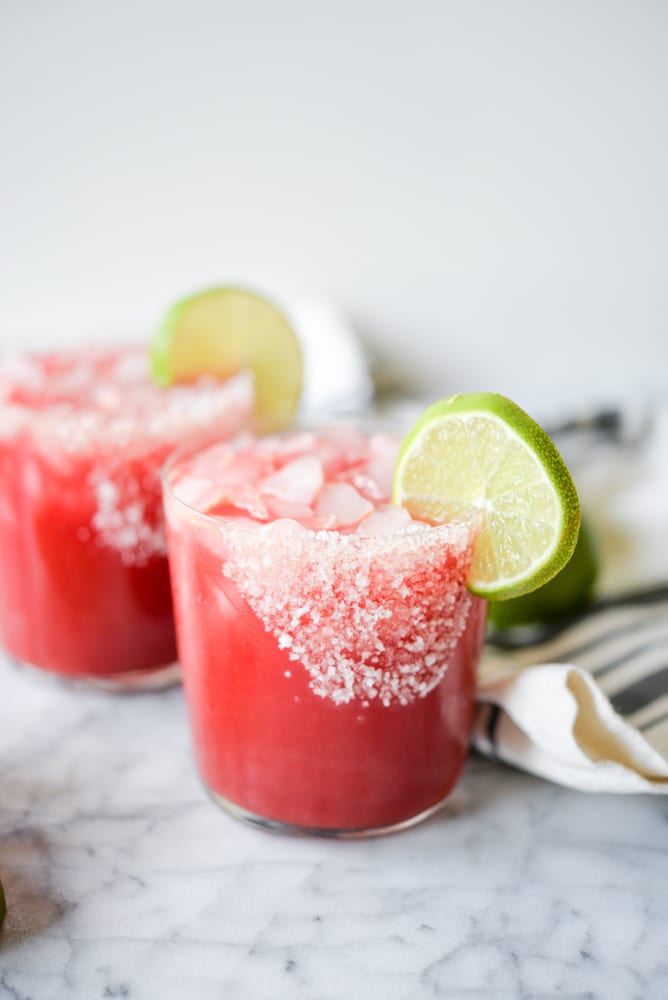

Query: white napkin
[{"left": 472, "top": 408, "right": 668, "bottom": 792}]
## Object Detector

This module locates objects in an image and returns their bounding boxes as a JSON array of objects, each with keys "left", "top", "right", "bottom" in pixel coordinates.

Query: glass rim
[
  {"left": 0, "top": 346, "right": 254, "bottom": 448},
  {"left": 161, "top": 413, "right": 410, "bottom": 530},
  {"left": 160, "top": 415, "right": 479, "bottom": 555}
]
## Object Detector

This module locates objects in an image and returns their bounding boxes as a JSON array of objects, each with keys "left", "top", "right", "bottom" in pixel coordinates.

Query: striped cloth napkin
[{"left": 472, "top": 406, "right": 668, "bottom": 792}]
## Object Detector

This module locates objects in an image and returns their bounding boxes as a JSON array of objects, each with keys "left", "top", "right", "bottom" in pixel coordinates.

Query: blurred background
[{"left": 1, "top": 0, "right": 666, "bottom": 419}]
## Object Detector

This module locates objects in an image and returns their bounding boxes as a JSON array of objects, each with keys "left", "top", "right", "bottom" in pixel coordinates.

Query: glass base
[
  {"left": 12, "top": 658, "right": 181, "bottom": 693},
  {"left": 206, "top": 786, "right": 449, "bottom": 839}
]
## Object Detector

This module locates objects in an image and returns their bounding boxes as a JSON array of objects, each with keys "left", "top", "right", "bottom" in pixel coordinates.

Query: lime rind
[
  {"left": 150, "top": 286, "right": 303, "bottom": 432},
  {"left": 393, "top": 393, "right": 581, "bottom": 601}
]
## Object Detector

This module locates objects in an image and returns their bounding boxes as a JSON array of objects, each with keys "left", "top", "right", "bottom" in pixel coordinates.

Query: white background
[{"left": 1, "top": 0, "right": 666, "bottom": 417}]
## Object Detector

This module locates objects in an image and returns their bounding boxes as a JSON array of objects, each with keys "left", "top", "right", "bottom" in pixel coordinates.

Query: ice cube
[
  {"left": 305, "top": 514, "right": 338, "bottom": 531},
  {"left": 264, "top": 496, "right": 315, "bottom": 522},
  {"left": 364, "top": 434, "right": 400, "bottom": 499},
  {"left": 264, "top": 517, "right": 308, "bottom": 536},
  {"left": 356, "top": 505, "right": 413, "bottom": 536},
  {"left": 229, "top": 489, "right": 270, "bottom": 520},
  {"left": 189, "top": 449, "right": 275, "bottom": 515},
  {"left": 350, "top": 470, "right": 384, "bottom": 501},
  {"left": 313, "top": 425, "right": 370, "bottom": 475},
  {"left": 260, "top": 455, "right": 324, "bottom": 504},
  {"left": 201, "top": 485, "right": 269, "bottom": 520},
  {"left": 315, "top": 482, "right": 374, "bottom": 527}
]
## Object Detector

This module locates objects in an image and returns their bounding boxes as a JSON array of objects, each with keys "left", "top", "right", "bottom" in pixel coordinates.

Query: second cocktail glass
[{"left": 0, "top": 345, "right": 253, "bottom": 689}]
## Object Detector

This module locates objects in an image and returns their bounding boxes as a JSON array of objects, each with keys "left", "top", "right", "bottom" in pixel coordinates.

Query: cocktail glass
[
  {"left": 0, "top": 345, "right": 253, "bottom": 689},
  {"left": 163, "top": 424, "right": 487, "bottom": 836}
]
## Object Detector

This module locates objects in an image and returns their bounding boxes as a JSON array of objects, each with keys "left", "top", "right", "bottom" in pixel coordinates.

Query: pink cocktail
[
  {"left": 164, "top": 425, "right": 487, "bottom": 835},
  {"left": 0, "top": 346, "right": 253, "bottom": 688}
]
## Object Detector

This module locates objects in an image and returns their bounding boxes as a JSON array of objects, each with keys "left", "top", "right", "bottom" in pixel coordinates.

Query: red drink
[
  {"left": 164, "top": 426, "right": 486, "bottom": 835},
  {"left": 0, "top": 346, "right": 253, "bottom": 688}
]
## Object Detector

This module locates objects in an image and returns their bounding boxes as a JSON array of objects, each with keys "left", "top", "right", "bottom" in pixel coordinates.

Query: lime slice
[
  {"left": 151, "top": 286, "right": 302, "bottom": 432},
  {"left": 392, "top": 393, "right": 581, "bottom": 600},
  {"left": 488, "top": 515, "right": 598, "bottom": 629}
]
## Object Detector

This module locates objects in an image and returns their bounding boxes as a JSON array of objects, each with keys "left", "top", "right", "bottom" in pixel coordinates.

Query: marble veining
[{"left": 1, "top": 653, "right": 667, "bottom": 1000}]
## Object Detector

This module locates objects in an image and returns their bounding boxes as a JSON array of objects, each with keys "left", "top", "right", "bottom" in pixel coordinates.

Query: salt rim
[
  {"left": 218, "top": 516, "right": 475, "bottom": 706},
  {"left": 0, "top": 348, "right": 254, "bottom": 453}
]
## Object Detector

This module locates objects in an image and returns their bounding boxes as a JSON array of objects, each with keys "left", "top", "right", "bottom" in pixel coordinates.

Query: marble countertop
[{"left": 1, "top": 654, "right": 666, "bottom": 1000}]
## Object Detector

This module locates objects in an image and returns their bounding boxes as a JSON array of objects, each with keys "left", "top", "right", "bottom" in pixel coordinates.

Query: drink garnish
[
  {"left": 151, "top": 286, "right": 302, "bottom": 432},
  {"left": 393, "top": 392, "right": 581, "bottom": 600}
]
